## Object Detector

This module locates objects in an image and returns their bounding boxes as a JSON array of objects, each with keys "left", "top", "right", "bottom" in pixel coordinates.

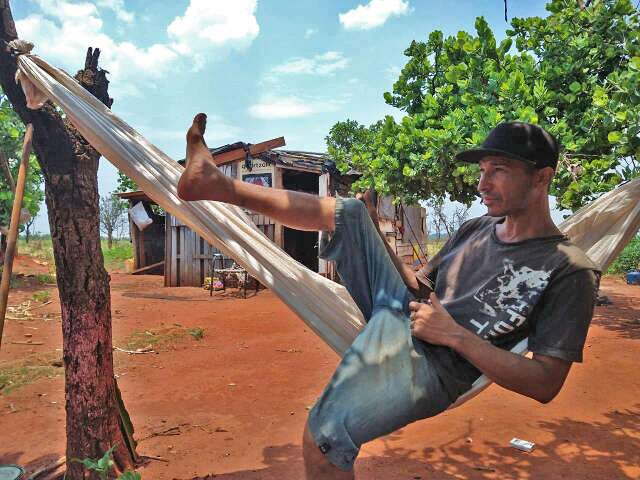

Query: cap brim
[{"left": 455, "top": 148, "right": 536, "bottom": 166}]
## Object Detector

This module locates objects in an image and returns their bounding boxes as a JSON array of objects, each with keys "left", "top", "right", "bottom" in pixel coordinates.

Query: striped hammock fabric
[{"left": 16, "top": 53, "right": 640, "bottom": 409}]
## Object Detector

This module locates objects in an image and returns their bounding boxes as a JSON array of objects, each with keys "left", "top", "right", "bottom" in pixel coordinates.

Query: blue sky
[{"left": 13, "top": 0, "right": 555, "bottom": 233}]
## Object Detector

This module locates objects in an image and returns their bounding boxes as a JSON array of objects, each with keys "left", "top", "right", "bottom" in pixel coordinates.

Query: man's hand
[
  {"left": 410, "top": 293, "right": 573, "bottom": 404},
  {"left": 355, "top": 190, "right": 379, "bottom": 227},
  {"left": 409, "top": 293, "right": 467, "bottom": 348}
]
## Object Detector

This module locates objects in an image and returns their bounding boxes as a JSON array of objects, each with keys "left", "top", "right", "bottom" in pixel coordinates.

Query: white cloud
[
  {"left": 304, "top": 27, "right": 318, "bottom": 39},
  {"left": 96, "top": 0, "right": 135, "bottom": 23},
  {"left": 30, "top": 0, "right": 97, "bottom": 20},
  {"left": 16, "top": 0, "right": 260, "bottom": 98},
  {"left": 339, "top": 0, "right": 410, "bottom": 30},
  {"left": 168, "top": 0, "right": 259, "bottom": 62},
  {"left": 271, "top": 51, "right": 349, "bottom": 76},
  {"left": 248, "top": 95, "right": 345, "bottom": 119}
]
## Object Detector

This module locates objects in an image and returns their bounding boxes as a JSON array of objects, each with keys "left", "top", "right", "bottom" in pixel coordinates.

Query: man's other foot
[{"left": 178, "top": 113, "right": 229, "bottom": 202}]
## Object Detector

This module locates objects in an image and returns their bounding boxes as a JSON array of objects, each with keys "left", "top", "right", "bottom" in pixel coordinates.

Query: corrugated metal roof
[{"left": 258, "top": 149, "right": 329, "bottom": 173}]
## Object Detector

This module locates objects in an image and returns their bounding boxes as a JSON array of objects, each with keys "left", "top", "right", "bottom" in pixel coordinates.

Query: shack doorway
[{"left": 282, "top": 169, "right": 319, "bottom": 272}]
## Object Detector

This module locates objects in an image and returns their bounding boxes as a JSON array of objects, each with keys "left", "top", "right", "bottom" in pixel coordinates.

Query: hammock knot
[{"left": 5, "top": 39, "right": 34, "bottom": 56}]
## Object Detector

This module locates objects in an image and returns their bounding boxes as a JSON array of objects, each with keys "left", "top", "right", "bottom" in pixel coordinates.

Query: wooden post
[{"left": 0, "top": 124, "right": 33, "bottom": 350}]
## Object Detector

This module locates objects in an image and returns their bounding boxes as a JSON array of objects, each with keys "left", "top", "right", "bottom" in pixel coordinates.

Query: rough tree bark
[{"left": 0, "top": 1, "right": 136, "bottom": 478}]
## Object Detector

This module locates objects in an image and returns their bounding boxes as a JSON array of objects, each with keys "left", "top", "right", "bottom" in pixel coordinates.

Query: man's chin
[{"left": 485, "top": 206, "right": 506, "bottom": 217}]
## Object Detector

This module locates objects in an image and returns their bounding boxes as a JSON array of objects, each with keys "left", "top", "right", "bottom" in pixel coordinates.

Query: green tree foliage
[
  {"left": 328, "top": 0, "right": 640, "bottom": 210},
  {"left": 326, "top": 119, "right": 382, "bottom": 167},
  {"left": 0, "top": 88, "right": 44, "bottom": 229},
  {"left": 116, "top": 171, "right": 137, "bottom": 193},
  {"left": 607, "top": 235, "right": 640, "bottom": 274}
]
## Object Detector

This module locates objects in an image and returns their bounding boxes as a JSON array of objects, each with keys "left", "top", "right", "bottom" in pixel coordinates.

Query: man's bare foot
[
  {"left": 178, "top": 113, "right": 230, "bottom": 202},
  {"left": 186, "top": 112, "right": 209, "bottom": 161},
  {"left": 356, "top": 189, "right": 379, "bottom": 226}
]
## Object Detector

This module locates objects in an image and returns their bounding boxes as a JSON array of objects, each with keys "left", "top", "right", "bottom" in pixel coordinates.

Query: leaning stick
[{"left": 0, "top": 124, "right": 33, "bottom": 351}]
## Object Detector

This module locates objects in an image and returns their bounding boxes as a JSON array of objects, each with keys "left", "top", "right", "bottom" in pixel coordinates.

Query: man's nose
[{"left": 478, "top": 173, "right": 491, "bottom": 194}]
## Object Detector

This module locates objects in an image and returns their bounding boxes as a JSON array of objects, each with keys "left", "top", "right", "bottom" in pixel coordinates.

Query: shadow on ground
[
  {"left": 0, "top": 451, "right": 62, "bottom": 478},
  {"left": 121, "top": 291, "right": 260, "bottom": 302},
  {"left": 185, "top": 405, "right": 640, "bottom": 480},
  {"left": 592, "top": 288, "right": 640, "bottom": 340}
]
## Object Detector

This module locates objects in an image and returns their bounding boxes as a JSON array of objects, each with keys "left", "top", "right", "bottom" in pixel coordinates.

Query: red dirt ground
[{"left": 1, "top": 254, "right": 639, "bottom": 479}]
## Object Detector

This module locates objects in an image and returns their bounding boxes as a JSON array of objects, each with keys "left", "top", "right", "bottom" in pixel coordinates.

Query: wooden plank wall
[{"left": 165, "top": 212, "right": 276, "bottom": 287}]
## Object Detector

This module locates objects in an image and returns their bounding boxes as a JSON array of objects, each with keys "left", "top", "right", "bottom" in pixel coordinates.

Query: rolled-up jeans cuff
[{"left": 307, "top": 410, "right": 359, "bottom": 471}]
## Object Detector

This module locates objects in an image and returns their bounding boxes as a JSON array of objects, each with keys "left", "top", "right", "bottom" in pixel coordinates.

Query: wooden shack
[
  {"left": 116, "top": 190, "right": 165, "bottom": 275},
  {"left": 118, "top": 147, "right": 428, "bottom": 287}
]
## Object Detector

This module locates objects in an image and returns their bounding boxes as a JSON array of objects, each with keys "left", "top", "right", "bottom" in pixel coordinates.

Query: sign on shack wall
[{"left": 240, "top": 159, "right": 274, "bottom": 188}]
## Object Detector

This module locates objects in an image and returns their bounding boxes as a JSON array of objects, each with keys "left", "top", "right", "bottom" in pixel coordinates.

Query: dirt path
[{"left": 1, "top": 256, "right": 639, "bottom": 479}]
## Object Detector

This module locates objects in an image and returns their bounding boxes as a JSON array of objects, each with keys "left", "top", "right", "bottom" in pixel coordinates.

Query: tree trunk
[
  {"left": 107, "top": 231, "right": 113, "bottom": 249},
  {"left": 0, "top": 2, "right": 136, "bottom": 478}
]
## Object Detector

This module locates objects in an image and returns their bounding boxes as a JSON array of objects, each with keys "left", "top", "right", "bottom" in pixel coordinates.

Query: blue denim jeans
[{"left": 307, "top": 198, "right": 452, "bottom": 470}]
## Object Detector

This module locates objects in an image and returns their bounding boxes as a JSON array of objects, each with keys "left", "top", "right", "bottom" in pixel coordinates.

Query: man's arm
[
  {"left": 409, "top": 294, "right": 572, "bottom": 403},
  {"left": 450, "top": 331, "right": 571, "bottom": 403},
  {"left": 376, "top": 222, "right": 431, "bottom": 297},
  {"left": 358, "top": 192, "right": 431, "bottom": 298}
]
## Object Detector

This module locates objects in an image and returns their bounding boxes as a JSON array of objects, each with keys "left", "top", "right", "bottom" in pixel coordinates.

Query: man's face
[{"left": 477, "top": 156, "right": 536, "bottom": 217}]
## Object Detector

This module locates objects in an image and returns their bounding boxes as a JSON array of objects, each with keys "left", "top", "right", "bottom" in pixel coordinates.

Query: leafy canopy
[
  {"left": 327, "top": 0, "right": 640, "bottom": 210},
  {"left": 0, "top": 88, "right": 44, "bottom": 230},
  {"left": 116, "top": 171, "right": 137, "bottom": 193}
]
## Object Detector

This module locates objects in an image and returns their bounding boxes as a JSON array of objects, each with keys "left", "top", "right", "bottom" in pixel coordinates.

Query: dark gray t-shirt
[{"left": 415, "top": 216, "right": 600, "bottom": 400}]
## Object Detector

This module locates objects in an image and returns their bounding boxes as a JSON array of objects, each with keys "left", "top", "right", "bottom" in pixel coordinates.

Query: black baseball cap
[{"left": 455, "top": 122, "right": 559, "bottom": 169}]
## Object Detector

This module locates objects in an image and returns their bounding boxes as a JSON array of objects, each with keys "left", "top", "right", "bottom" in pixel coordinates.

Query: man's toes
[
  {"left": 187, "top": 114, "right": 208, "bottom": 146},
  {"left": 194, "top": 113, "right": 207, "bottom": 134}
]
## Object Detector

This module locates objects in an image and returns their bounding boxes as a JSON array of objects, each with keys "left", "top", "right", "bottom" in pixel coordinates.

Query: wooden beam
[
  {"left": 213, "top": 137, "right": 285, "bottom": 166},
  {"left": 131, "top": 260, "right": 164, "bottom": 275}
]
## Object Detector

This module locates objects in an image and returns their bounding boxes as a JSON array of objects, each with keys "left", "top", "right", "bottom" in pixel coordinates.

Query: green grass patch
[
  {"left": 120, "top": 325, "right": 205, "bottom": 351},
  {"left": 17, "top": 237, "right": 55, "bottom": 268},
  {"left": 35, "top": 273, "right": 56, "bottom": 284},
  {"left": 32, "top": 290, "right": 52, "bottom": 303},
  {"left": 188, "top": 327, "right": 205, "bottom": 340},
  {"left": 123, "top": 326, "right": 187, "bottom": 351},
  {"left": 0, "top": 353, "right": 62, "bottom": 395},
  {"left": 426, "top": 240, "right": 445, "bottom": 258},
  {"left": 17, "top": 236, "right": 133, "bottom": 273},
  {"left": 607, "top": 236, "right": 640, "bottom": 275},
  {"left": 101, "top": 239, "right": 133, "bottom": 272}
]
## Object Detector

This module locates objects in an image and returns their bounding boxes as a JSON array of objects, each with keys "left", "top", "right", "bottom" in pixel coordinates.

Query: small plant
[
  {"left": 118, "top": 472, "right": 142, "bottom": 480},
  {"left": 188, "top": 327, "right": 204, "bottom": 340},
  {"left": 32, "top": 290, "right": 51, "bottom": 303},
  {"left": 73, "top": 446, "right": 141, "bottom": 480},
  {"left": 73, "top": 446, "right": 116, "bottom": 480},
  {"left": 35, "top": 273, "right": 56, "bottom": 284}
]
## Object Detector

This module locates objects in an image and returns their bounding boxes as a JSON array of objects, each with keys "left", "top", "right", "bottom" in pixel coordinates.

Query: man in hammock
[{"left": 178, "top": 115, "right": 599, "bottom": 479}]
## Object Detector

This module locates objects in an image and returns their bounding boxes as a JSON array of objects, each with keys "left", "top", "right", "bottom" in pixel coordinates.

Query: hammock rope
[{"left": 15, "top": 53, "right": 640, "bottom": 409}]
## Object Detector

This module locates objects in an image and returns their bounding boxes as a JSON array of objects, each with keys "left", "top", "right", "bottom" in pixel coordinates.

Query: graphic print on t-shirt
[{"left": 468, "top": 259, "right": 551, "bottom": 339}]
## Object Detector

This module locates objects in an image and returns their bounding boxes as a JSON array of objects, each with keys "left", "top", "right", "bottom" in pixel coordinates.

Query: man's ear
[{"left": 536, "top": 167, "right": 555, "bottom": 190}]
